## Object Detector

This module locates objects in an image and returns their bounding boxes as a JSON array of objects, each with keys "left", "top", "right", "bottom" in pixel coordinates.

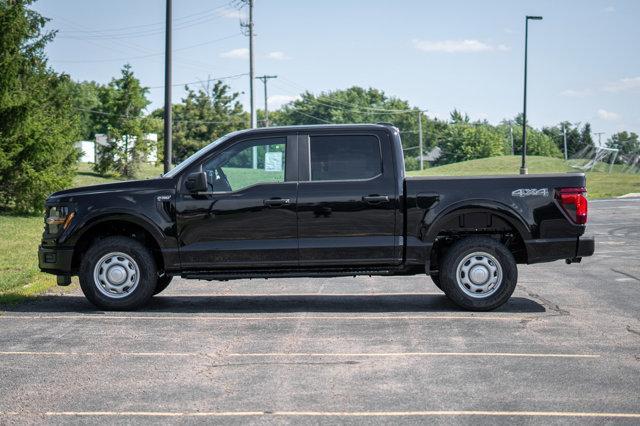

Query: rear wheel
[
  {"left": 439, "top": 236, "right": 517, "bottom": 311},
  {"left": 79, "top": 236, "right": 156, "bottom": 310}
]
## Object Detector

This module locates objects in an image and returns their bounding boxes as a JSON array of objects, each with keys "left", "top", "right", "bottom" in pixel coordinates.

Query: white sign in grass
[{"left": 264, "top": 152, "right": 283, "bottom": 172}]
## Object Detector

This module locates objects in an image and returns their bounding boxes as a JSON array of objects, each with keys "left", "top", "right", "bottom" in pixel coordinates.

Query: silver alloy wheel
[
  {"left": 455, "top": 251, "right": 503, "bottom": 299},
  {"left": 93, "top": 252, "right": 140, "bottom": 299}
]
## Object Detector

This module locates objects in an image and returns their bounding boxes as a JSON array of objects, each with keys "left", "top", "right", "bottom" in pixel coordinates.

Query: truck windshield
[{"left": 163, "top": 133, "right": 234, "bottom": 178}]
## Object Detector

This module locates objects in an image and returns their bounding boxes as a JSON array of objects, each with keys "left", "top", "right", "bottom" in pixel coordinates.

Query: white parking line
[
  {"left": 157, "top": 292, "right": 444, "bottom": 297},
  {"left": 0, "top": 351, "right": 600, "bottom": 359},
  {"left": 0, "top": 314, "right": 529, "bottom": 322},
  {"left": 0, "top": 410, "right": 637, "bottom": 418}
]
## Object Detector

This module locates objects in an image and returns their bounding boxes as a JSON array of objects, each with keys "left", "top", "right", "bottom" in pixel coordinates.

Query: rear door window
[{"left": 309, "top": 135, "right": 382, "bottom": 181}]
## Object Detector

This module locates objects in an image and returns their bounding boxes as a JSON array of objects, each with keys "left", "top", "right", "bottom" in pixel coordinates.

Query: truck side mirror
[{"left": 185, "top": 171, "right": 208, "bottom": 193}]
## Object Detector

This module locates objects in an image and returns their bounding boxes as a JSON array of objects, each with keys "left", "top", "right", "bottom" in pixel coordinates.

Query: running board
[{"left": 182, "top": 268, "right": 396, "bottom": 281}]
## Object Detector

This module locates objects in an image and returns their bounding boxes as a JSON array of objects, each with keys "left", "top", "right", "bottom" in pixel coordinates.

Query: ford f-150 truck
[{"left": 39, "top": 124, "right": 594, "bottom": 311}]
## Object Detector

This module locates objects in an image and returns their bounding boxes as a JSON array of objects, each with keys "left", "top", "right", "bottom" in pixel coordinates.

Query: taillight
[{"left": 556, "top": 187, "right": 588, "bottom": 224}]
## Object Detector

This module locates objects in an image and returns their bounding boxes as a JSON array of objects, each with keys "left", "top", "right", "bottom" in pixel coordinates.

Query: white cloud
[
  {"left": 220, "top": 48, "right": 249, "bottom": 59},
  {"left": 218, "top": 8, "right": 246, "bottom": 19},
  {"left": 412, "top": 39, "right": 506, "bottom": 53},
  {"left": 266, "top": 51, "right": 290, "bottom": 60},
  {"left": 604, "top": 6, "right": 615, "bottom": 12},
  {"left": 560, "top": 88, "right": 593, "bottom": 98},
  {"left": 268, "top": 95, "right": 299, "bottom": 109},
  {"left": 603, "top": 76, "right": 640, "bottom": 93},
  {"left": 597, "top": 109, "right": 621, "bottom": 121}
]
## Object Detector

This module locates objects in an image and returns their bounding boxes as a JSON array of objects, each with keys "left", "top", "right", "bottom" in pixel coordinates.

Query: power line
[
  {"left": 75, "top": 107, "right": 244, "bottom": 125},
  {"left": 54, "top": 2, "right": 230, "bottom": 35},
  {"left": 277, "top": 77, "right": 416, "bottom": 114},
  {"left": 147, "top": 73, "right": 248, "bottom": 89},
  {"left": 57, "top": 4, "right": 232, "bottom": 40},
  {"left": 51, "top": 34, "right": 242, "bottom": 64}
]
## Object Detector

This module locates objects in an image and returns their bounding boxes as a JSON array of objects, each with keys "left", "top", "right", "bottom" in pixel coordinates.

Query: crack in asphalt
[
  {"left": 626, "top": 325, "right": 640, "bottom": 337},
  {"left": 612, "top": 269, "right": 640, "bottom": 282},
  {"left": 518, "top": 284, "right": 570, "bottom": 317}
]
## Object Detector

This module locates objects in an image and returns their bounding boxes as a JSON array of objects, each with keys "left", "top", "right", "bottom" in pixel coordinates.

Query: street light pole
[
  {"left": 520, "top": 15, "right": 543, "bottom": 175},
  {"left": 418, "top": 110, "right": 423, "bottom": 170}
]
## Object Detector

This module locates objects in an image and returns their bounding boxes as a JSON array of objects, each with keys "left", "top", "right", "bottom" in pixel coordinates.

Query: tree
[
  {"left": 94, "top": 64, "right": 151, "bottom": 178},
  {"left": 0, "top": 0, "right": 80, "bottom": 213},
  {"left": 273, "top": 86, "right": 427, "bottom": 166},
  {"left": 69, "top": 80, "right": 102, "bottom": 140},
  {"left": 504, "top": 114, "right": 563, "bottom": 159},
  {"left": 449, "top": 109, "right": 470, "bottom": 124},
  {"left": 152, "top": 81, "right": 247, "bottom": 163},
  {"left": 437, "top": 124, "right": 506, "bottom": 165},
  {"left": 607, "top": 131, "right": 639, "bottom": 163}
]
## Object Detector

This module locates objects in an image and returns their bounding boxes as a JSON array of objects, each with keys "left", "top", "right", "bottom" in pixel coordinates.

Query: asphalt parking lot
[{"left": 1, "top": 198, "right": 639, "bottom": 424}]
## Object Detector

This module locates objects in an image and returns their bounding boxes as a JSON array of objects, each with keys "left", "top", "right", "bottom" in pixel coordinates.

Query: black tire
[
  {"left": 154, "top": 275, "right": 173, "bottom": 295},
  {"left": 430, "top": 273, "right": 443, "bottom": 291},
  {"left": 439, "top": 236, "right": 517, "bottom": 311},
  {"left": 79, "top": 236, "right": 157, "bottom": 310}
]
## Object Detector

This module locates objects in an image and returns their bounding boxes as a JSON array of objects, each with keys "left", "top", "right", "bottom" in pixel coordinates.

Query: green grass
[
  {"left": 74, "top": 162, "right": 163, "bottom": 187},
  {"left": 407, "top": 155, "right": 640, "bottom": 199},
  {"left": 0, "top": 215, "right": 60, "bottom": 303}
]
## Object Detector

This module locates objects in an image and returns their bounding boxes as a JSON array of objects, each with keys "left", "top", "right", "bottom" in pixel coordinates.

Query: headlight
[{"left": 45, "top": 206, "right": 75, "bottom": 234}]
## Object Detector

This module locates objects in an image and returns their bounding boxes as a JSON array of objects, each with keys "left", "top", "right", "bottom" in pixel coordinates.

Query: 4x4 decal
[{"left": 511, "top": 188, "right": 549, "bottom": 197}]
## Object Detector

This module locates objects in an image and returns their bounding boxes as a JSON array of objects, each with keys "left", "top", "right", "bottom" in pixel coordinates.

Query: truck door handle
[
  {"left": 264, "top": 198, "right": 291, "bottom": 207},
  {"left": 362, "top": 195, "right": 390, "bottom": 204}
]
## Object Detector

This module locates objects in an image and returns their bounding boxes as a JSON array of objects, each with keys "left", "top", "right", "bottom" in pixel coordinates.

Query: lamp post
[{"left": 520, "top": 15, "right": 543, "bottom": 175}]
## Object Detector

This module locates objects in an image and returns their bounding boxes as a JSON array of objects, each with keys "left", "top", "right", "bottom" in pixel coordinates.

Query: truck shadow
[{"left": 3, "top": 294, "right": 546, "bottom": 314}]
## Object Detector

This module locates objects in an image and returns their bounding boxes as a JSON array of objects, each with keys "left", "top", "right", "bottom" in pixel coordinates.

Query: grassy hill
[{"left": 408, "top": 155, "right": 640, "bottom": 199}]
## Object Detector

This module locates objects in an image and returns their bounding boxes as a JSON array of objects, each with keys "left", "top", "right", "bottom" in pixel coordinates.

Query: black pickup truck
[{"left": 39, "top": 124, "right": 594, "bottom": 310}]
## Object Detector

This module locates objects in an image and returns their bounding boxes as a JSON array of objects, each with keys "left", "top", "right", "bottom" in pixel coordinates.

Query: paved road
[{"left": 1, "top": 198, "right": 639, "bottom": 424}]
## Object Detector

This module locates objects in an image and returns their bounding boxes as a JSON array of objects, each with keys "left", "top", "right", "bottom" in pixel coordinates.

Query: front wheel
[
  {"left": 154, "top": 275, "right": 173, "bottom": 295},
  {"left": 439, "top": 236, "right": 517, "bottom": 311},
  {"left": 79, "top": 236, "right": 157, "bottom": 310}
]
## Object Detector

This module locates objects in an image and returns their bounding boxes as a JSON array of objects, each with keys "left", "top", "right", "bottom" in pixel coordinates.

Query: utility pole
[
  {"left": 562, "top": 123, "right": 568, "bottom": 160},
  {"left": 239, "top": 0, "right": 257, "bottom": 167},
  {"left": 418, "top": 110, "right": 424, "bottom": 170},
  {"left": 163, "top": 0, "right": 172, "bottom": 173},
  {"left": 240, "top": 0, "right": 256, "bottom": 129},
  {"left": 256, "top": 75, "right": 277, "bottom": 127},
  {"left": 520, "top": 15, "right": 543, "bottom": 175},
  {"left": 594, "top": 132, "right": 605, "bottom": 147}
]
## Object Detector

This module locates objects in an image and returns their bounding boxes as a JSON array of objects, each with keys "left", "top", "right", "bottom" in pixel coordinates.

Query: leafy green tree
[
  {"left": 152, "top": 80, "right": 247, "bottom": 163},
  {"left": 273, "top": 86, "right": 426, "bottom": 166},
  {"left": 607, "top": 131, "right": 639, "bottom": 163},
  {"left": 504, "top": 114, "right": 563, "bottom": 158},
  {"left": 449, "top": 109, "right": 470, "bottom": 124},
  {"left": 69, "top": 81, "right": 102, "bottom": 140},
  {"left": 94, "top": 64, "right": 151, "bottom": 178},
  {"left": 437, "top": 124, "right": 505, "bottom": 165},
  {"left": 0, "top": 0, "right": 80, "bottom": 213}
]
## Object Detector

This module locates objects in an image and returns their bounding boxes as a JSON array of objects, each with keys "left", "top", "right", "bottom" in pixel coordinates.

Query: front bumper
[
  {"left": 38, "top": 246, "right": 74, "bottom": 275},
  {"left": 525, "top": 236, "right": 595, "bottom": 264}
]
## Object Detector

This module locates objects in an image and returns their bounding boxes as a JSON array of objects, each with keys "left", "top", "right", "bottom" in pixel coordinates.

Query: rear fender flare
[{"left": 422, "top": 199, "right": 532, "bottom": 244}]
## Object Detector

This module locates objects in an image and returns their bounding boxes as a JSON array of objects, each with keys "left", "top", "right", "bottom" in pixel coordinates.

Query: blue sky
[{"left": 35, "top": 0, "right": 639, "bottom": 141}]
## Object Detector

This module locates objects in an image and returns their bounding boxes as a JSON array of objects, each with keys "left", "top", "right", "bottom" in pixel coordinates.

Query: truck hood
[{"left": 47, "top": 178, "right": 175, "bottom": 204}]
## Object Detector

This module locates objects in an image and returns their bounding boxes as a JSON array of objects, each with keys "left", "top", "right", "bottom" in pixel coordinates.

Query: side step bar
[{"left": 182, "top": 268, "right": 395, "bottom": 281}]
